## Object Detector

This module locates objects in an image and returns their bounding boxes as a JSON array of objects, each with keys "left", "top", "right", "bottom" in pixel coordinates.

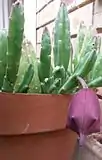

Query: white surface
[{"left": 24, "top": 0, "right": 36, "bottom": 49}]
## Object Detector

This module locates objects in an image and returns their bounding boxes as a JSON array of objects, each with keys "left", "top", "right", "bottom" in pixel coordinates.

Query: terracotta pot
[
  {"left": 0, "top": 92, "right": 72, "bottom": 135},
  {"left": 0, "top": 129, "right": 77, "bottom": 160}
]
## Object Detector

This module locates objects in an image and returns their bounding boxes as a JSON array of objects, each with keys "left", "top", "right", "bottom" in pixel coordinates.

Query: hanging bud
[{"left": 67, "top": 77, "right": 101, "bottom": 146}]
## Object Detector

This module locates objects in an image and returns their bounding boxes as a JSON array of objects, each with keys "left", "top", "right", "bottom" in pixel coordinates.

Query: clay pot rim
[
  {"left": 0, "top": 92, "right": 72, "bottom": 97},
  {"left": 0, "top": 91, "right": 100, "bottom": 99},
  {"left": 0, "top": 88, "right": 100, "bottom": 97},
  {"left": 0, "top": 91, "right": 72, "bottom": 135}
]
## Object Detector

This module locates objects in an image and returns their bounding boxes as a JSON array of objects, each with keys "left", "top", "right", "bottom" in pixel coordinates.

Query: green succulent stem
[{"left": 3, "top": 0, "right": 24, "bottom": 92}]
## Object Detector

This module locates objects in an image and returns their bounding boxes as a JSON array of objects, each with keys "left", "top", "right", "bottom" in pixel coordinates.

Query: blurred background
[{"left": 1, "top": 0, "right": 102, "bottom": 56}]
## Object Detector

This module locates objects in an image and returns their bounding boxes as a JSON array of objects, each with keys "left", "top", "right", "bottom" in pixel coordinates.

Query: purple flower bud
[{"left": 67, "top": 88, "right": 101, "bottom": 145}]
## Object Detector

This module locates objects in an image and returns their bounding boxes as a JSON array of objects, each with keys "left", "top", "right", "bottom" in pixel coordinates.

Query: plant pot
[
  {"left": 0, "top": 92, "right": 72, "bottom": 135},
  {"left": 0, "top": 92, "right": 78, "bottom": 160},
  {"left": 0, "top": 129, "right": 77, "bottom": 160}
]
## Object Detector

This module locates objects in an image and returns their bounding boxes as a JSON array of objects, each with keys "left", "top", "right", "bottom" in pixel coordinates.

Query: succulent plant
[
  {"left": 2, "top": 0, "right": 24, "bottom": 92},
  {"left": 0, "top": 1, "right": 101, "bottom": 94},
  {"left": 38, "top": 27, "right": 51, "bottom": 82},
  {"left": 53, "top": 2, "right": 70, "bottom": 71},
  {"left": 0, "top": 1, "right": 35, "bottom": 94},
  {"left": 16, "top": 64, "right": 34, "bottom": 93},
  {"left": 14, "top": 39, "right": 41, "bottom": 93},
  {"left": 0, "top": 30, "right": 7, "bottom": 90}
]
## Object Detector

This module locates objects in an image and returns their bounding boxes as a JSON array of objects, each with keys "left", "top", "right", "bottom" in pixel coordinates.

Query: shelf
[{"left": 36, "top": 0, "right": 55, "bottom": 15}]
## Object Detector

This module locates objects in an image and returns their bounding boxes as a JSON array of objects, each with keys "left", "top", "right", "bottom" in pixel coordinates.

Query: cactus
[
  {"left": 53, "top": 66, "right": 66, "bottom": 85},
  {"left": 73, "top": 26, "right": 96, "bottom": 70},
  {"left": 38, "top": 27, "right": 51, "bottom": 83},
  {"left": 41, "top": 76, "right": 54, "bottom": 93},
  {"left": 90, "top": 54, "right": 102, "bottom": 80},
  {"left": 53, "top": 2, "right": 70, "bottom": 71},
  {"left": 14, "top": 40, "right": 29, "bottom": 91},
  {"left": 93, "top": 56, "right": 102, "bottom": 79},
  {"left": 75, "top": 49, "right": 97, "bottom": 78},
  {"left": 48, "top": 78, "right": 61, "bottom": 94},
  {"left": 14, "top": 39, "right": 41, "bottom": 93},
  {"left": 88, "top": 77, "right": 102, "bottom": 88},
  {"left": 73, "top": 22, "right": 86, "bottom": 67},
  {"left": 27, "top": 42, "right": 41, "bottom": 93},
  {"left": 88, "top": 36, "right": 102, "bottom": 80},
  {"left": 58, "top": 75, "right": 78, "bottom": 94},
  {"left": 68, "top": 41, "right": 73, "bottom": 74},
  {"left": 0, "top": 30, "right": 7, "bottom": 90},
  {"left": 0, "top": 1, "right": 101, "bottom": 95},
  {"left": 2, "top": 0, "right": 24, "bottom": 92},
  {"left": 79, "top": 26, "right": 95, "bottom": 57},
  {"left": 58, "top": 49, "right": 97, "bottom": 94},
  {"left": 16, "top": 64, "right": 34, "bottom": 93}
]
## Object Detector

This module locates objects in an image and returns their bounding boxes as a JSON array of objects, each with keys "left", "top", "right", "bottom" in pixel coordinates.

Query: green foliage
[
  {"left": 53, "top": 3, "right": 70, "bottom": 71},
  {"left": 0, "top": 30, "right": 7, "bottom": 90},
  {"left": 2, "top": 1, "right": 24, "bottom": 92},
  {"left": 0, "top": 1, "right": 102, "bottom": 94}
]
